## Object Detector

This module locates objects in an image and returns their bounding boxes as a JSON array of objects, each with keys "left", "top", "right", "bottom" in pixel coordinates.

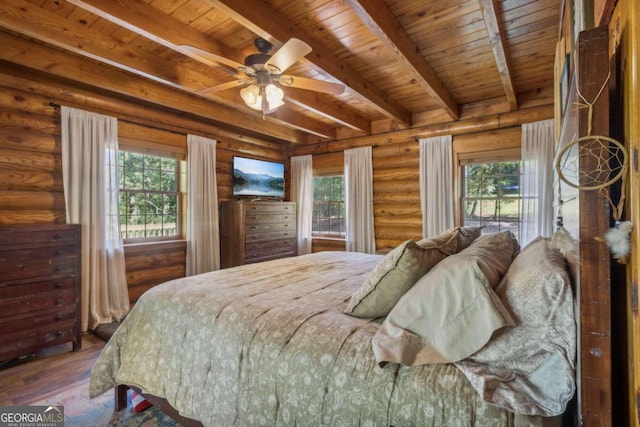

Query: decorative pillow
[
  {"left": 454, "top": 237, "right": 576, "bottom": 416},
  {"left": 465, "top": 237, "right": 575, "bottom": 367},
  {"left": 457, "top": 230, "right": 520, "bottom": 288},
  {"left": 456, "top": 226, "right": 484, "bottom": 251},
  {"left": 344, "top": 235, "right": 456, "bottom": 318},
  {"left": 372, "top": 252, "right": 515, "bottom": 366},
  {"left": 417, "top": 226, "right": 483, "bottom": 254}
]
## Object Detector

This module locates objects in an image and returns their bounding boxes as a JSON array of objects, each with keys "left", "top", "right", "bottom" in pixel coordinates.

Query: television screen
[{"left": 232, "top": 156, "right": 285, "bottom": 198}]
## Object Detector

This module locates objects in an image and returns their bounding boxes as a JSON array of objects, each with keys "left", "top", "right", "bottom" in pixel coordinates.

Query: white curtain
[
  {"left": 521, "top": 119, "right": 555, "bottom": 246},
  {"left": 186, "top": 134, "right": 220, "bottom": 275},
  {"left": 61, "top": 106, "right": 129, "bottom": 332},
  {"left": 291, "top": 155, "right": 313, "bottom": 255},
  {"left": 419, "top": 135, "right": 454, "bottom": 238},
  {"left": 344, "top": 146, "right": 376, "bottom": 253}
]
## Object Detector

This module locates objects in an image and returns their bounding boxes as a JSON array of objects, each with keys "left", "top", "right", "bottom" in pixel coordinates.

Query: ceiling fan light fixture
[
  {"left": 265, "top": 83, "right": 284, "bottom": 109},
  {"left": 240, "top": 84, "right": 262, "bottom": 110},
  {"left": 241, "top": 83, "right": 284, "bottom": 113}
]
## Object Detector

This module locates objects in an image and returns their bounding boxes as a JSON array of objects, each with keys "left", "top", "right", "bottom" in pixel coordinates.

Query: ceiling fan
[{"left": 180, "top": 38, "right": 345, "bottom": 115}]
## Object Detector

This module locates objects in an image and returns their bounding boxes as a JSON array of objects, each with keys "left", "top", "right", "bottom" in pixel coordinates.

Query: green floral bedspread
[{"left": 90, "top": 251, "right": 538, "bottom": 426}]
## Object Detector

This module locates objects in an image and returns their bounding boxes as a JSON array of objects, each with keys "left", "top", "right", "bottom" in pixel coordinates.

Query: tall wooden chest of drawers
[
  {"left": 220, "top": 201, "right": 296, "bottom": 268},
  {"left": 0, "top": 223, "right": 82, "bottom": 362}
]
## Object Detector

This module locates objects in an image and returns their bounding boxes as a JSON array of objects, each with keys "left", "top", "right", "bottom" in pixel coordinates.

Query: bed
[{"left": 89, "top": 229, "right": 576, "bottom": 426}]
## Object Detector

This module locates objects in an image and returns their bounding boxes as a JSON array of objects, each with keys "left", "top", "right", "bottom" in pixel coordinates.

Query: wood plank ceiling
[{"left": 0, "top": 0, "right": 561, "bottom": 145}]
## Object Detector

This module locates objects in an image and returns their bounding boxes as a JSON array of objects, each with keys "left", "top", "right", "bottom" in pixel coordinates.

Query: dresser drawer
[
  {"left": 245, "top": 212, "right": 294, "bottom": 224},
  {"left": 245, "top": 230, "right": 295, "bottom": 242},
  {"left": 0, "top": 306, "right": 76, "bottom": 334},
  {"left": 0, "top": 287, "right": 76, "bottom": 318},
  {"left": 245, "top": 238, "right": 295, "bottom": 253},
  {"left": 2, "top": 228, "right": 79, "bottom": 245},
  {"left": 244, "top": 246, "right": 296, "bottom": 264},
  {"left": 0, "top": 278, "right": 75, "bottom": 299},
  {"left": 245, "top": 239, "right": 295, "bottom": 260},
  {"left": 0, "top": 245, "right": 77, "bottom": 281},
  {"left": 245, "top": 221, "right": 293, "bottom": 234},
  {"left": 245, "top": 203, "right": 295, "bottom": 214},
  {"left": 0, "top": 320, "right": 76, "bottom": 361}
]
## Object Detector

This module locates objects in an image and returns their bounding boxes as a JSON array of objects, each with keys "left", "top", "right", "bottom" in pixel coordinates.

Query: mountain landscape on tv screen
[{"left": 233, "top": 168, "right": 284, "bottom": 197}]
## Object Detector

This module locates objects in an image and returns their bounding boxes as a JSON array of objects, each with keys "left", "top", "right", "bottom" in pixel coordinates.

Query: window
[
  {"left": 461, "top": 160, "right": 522, "bottom": 240},
  {"left": 118, "top": 150, "right": 185, "bottom": 241},
  {"left": 312, "top": 175, "right": 345, "bottom": 237}
]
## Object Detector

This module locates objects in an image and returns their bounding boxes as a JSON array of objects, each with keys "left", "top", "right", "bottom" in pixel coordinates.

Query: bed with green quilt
[{"left": 90, "top": 229, "right": 576, "bottom": 426}]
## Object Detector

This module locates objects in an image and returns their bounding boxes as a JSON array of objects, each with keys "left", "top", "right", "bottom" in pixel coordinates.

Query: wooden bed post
[
  {"left": 576, "top": 25, "right": 613, "bottom": 426},
  {"left": 115, "top": 385, "right": 128, "bottom": 411}
]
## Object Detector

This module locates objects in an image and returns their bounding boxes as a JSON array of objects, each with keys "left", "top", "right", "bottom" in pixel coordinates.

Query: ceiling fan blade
[
  {"left": 264, "top": 38, "right": 312, "bottom": 73},
  {"left": 279, "top": 75, "right": 345, "bottom": 95},
  {"left": 197, "top": 80, "right": 249, "bottom": 96},
  {"left": 177, "top": 44, "right": 245, "bottom": 70}
]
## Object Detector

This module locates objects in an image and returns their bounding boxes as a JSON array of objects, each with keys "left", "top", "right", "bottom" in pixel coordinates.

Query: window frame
[
  {"left": 458, "top": 156, "right": 523, "bottom": 239},
  {"left": 311, "top": 151, "right": 345, "bottom": 240},
  {"left": 118, "top": 146, "right": 186, "bottom": 244},
  {"left": 312, "top": 175, "right": 346, "bottom": 238}
]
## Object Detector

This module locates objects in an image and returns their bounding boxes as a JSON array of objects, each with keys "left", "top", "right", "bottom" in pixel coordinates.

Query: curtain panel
[
  {"left": 520, "top": 119, "right": 555, "bottom": 246},
  {"left": 344, "top": 146, "right": 376, "bottom": 254},
  {"left": 291, "top": 155, "right": 313, "bottom": 255},
  {"left": 61, "top": 106, "right": 130, "bottom": 331},
  {"left": 186, "top": 134, "right": 220, "bottom": 275},
  {"left": 419, "top": 135, "right": 454, "bottom": 238}
]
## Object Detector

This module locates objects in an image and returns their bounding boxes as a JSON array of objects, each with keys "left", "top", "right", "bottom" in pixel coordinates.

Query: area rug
[{"left": 32, "top": 380, "right": 178, "bottom": 427}]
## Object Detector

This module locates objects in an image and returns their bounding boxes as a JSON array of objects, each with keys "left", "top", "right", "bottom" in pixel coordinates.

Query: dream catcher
[{"left": 555, "top": 70, "right": 632, "bottom": 264}]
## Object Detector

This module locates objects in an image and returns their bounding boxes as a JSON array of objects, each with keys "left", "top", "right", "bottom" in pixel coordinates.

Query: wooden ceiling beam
[
  {"left": 284, "top": 91, "right": 370, "bottom": 134},
  {"left": 0, "top": 1, "right": 217, "bottom": 91},
  {"left": 478, "top": 0, "right": 518, "bottom": 110},
  {"left": 65, "top": 0, "right": 244, "bottom": 72},
  {"left": 66, "top": 0, "right": 363, "bottom": 133},
  {"left": 208, "top": 0, "right": 413, "bottom": 127},
  {"left": 0, "top": 30, "right": 305, "bottom": 143},
  {"left": 344, "top": 0, "right": 459, "bottom": 120}
]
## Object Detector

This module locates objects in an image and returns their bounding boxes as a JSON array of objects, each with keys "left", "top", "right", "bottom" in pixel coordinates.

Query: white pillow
[{"left": 372, "top": 250, "right": 515, "bottom": 366}]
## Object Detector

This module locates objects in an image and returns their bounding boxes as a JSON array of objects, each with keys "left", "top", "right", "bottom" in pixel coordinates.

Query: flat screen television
[{"left": 232, "top": 156, "right": 285, "bottom": 198}]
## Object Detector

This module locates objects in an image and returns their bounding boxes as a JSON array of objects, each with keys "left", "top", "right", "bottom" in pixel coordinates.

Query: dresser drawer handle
[
  {"left": 55, "top": 298, "right": 63, "bottom": 305},
  {"left": 53, "top": 234, "right": 62, "bottom": 240},
  {"left": 16, "top": 264, "right": 26, "bottom": 270},
  {"left": 54, "top": 282, "right": 63, "bottom": 289},
  {"left": 54, "top": 249, "right": 63, "bottom": 256},
  {"left": 54, "top": 266, "right": 64, "bottom": 272},
  {"left": 55, "top": 331, "right": 63, "bottom": 337},
  {"left": 55, "top": 314, "right": 63, "bottom": 321}
]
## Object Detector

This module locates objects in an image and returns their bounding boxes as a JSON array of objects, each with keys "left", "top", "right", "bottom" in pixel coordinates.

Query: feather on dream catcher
[{"left": 555, "top": 70, "right": 632, "bottom": 264}]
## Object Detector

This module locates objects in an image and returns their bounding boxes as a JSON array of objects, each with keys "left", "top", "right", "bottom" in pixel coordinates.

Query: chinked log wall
[{"left": 0, "top": 64, "right": 287, "bottom": 304}]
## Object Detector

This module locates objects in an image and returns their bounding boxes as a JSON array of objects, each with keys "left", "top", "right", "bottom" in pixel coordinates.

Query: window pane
[
  {"left": 461, "top": 160, "right": 522, "bottom": 241},
  {"left": 312, "top": 175, "right": 345, "bottom": 237},
  {"left": 119, "top": 150, "right": 181, "bottom": 241}
]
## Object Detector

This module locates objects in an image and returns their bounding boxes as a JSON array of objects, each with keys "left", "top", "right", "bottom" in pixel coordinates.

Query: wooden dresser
[
  {"left": 0, "top": 223, "right": 82, "bottom": 362},
  {"left": 220, "top": 201, "right": 296, "bottom": 268}
]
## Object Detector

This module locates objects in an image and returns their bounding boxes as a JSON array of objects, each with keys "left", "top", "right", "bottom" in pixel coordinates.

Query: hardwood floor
[{"left": 0, "top": 333, "right": 106, "bottom": 405}]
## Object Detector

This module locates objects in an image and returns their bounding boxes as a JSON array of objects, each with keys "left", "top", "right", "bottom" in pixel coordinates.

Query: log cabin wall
[
  {"left": 291, "top": 108, "right": 542, "bottom": 253},
  {"left": 0, "top": 63, "right": 287, "bottom": 304}
]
